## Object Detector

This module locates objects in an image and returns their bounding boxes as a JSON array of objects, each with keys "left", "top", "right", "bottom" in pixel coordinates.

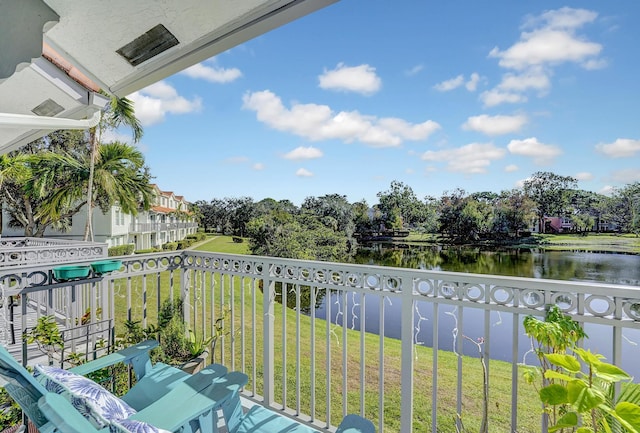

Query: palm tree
[
  {"left": 34, "top": 142, "right": 153, "bottom": 234},
  {"left": 0, "top": 153, "right": 32, "bottom": 235},
  {"left": 85, "top": 95, "right": 143, "bottom": 241}
]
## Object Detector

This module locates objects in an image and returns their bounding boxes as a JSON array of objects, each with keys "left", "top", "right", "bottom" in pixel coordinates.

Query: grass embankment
[
  {"left": 533, "top": 233, "right": 640, "bottom": 254},
  {"left": 110, "top": 235, "right": 541, "bottom": 431},
  {"left": 193, "top": 234, "right": 251, "bottom": 254},
  {"left": 404, "top": 231, "right": 640, "bottom": 254}
]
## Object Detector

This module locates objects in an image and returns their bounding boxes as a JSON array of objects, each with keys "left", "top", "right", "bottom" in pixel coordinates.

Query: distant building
[{"left": 2, "top": 184, "right": 198, "bottom": 249}]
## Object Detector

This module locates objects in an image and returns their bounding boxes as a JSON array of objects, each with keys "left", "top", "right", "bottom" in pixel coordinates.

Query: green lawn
[
  {"left": 192, "top": 235, "right": 251, "bottom": 254},
  {"left": 534, "top": 233, "right": 640, "bottom": 253}
]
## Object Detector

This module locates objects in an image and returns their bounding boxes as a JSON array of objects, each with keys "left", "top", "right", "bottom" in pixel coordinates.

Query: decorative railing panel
[
  {"left": 1, "top": 250, "right": 639, "bottom": 433},
  {"left": 0, "top": 237, "right": 106, "bottom": 267}
]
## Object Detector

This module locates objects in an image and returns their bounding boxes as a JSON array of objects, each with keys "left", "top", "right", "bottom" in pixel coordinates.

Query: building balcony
[
  {"left": 129, "top": 222, "right": 199, "bottom": 233},
  {"left": 0, "top": 237, "right": 107, "bottom": 267},
  {"left": 1, "top": 248, "right": 639, "bottom": 432}
]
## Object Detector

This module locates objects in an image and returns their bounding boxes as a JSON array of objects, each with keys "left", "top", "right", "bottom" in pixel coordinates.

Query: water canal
[{"left": 308, "top": 244, "right": 640, "bottom": 376}]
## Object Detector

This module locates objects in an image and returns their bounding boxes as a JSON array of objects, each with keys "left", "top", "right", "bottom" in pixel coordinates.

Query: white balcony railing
[
  {"left": 0, "top": 237, "right": 107, "bottom": 267},
  {"left": 129, "top": 222, "right": 198, "bottom": 233},
  {"left": 2, "top": 250, "right": 640, "bottom": 433}
]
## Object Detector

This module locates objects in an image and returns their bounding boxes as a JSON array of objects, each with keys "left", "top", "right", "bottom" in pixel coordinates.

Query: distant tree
[
  {"left": 522, "top": 171, "right": 577, "bottom": 233},
  {"left": 565, "top": 189, "right": 607, "bottom": 233},
  {"left": 246, "top": 208, "right": 353, "bottom": 262},
  {"left": 492, "top": 189, "right": 536, "bottom": 235},
  {"left": 228, "top": 197, "right": 256, "bottom": 237},
  {"left": 194, "top": 200, "right": 214, "bottom": 232},
  {"left": 607, "top": 182, "right": 640, "bottom": 235},
  {"left": 377, "top": 181, "right": 424, "bottom": 228},
  {"left": 301, "top": 194, "right": 355, "bottom": 238},
  {"left": 352, "top": 200, "right": 374, "bottom": 234}
]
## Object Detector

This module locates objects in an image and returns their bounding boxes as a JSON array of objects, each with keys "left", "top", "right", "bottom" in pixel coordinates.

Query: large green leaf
[
  {"left": 614, "top": 402, "right": 640, "bottom": 432},
  {"left": 594, "top": 362, "right": 631, "bottom": 383},
  {"left": 568, "top": 380, "right": 605, "bottom": 411},
  {"left": 546, "top": 353, "right": 582, "bottom": 373},
  {"left": 574, "top": 347, "right": 605, "bottom": 366},
  {"left": 576, "top": 428, "right": 595, "bottom": 433},
  {"left": 540, "top": 384, "right": 569, "bottom": 405},
  {"left": 549, "top": 412, "right": 578, "bottom": 432},
  {"left": 544, "top": 370, "right": 575, "bottom": 382}
]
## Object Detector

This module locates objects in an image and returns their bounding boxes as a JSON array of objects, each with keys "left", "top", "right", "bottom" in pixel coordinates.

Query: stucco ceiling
[{"left": 0, "top": 0, "right": 338, "bottom": 155}]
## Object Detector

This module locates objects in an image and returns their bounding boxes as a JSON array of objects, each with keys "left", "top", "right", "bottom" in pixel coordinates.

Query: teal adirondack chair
[
  {"left": 220, "top": 391, "right": 376, "bottom": 433},
  {"left": 0, "top": 341, "right": 248, "bottom": 433}
]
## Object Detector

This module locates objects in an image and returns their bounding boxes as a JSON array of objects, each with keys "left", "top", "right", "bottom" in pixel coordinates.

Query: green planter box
[
  {"left": 53, "top": 265, "right": 91, "bottom": 282},
  {"left": 90, "top": 260, "right": 122, "bottom": 275}
]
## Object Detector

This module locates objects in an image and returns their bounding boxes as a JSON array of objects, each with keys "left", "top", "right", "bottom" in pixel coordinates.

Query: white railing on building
[
  {"left": 1, "top": 250, "right": 639, "bottom": 433},
  {"left": 0, "top": 237, "right": 107, "bottom": 267},
  {"left": 129, "top": 222, "right": 198, "bottom": 233}
]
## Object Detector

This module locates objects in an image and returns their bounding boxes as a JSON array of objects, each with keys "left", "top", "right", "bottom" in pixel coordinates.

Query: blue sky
[{"left": 115, "top": 1, "right": 640, "bottom": 205}]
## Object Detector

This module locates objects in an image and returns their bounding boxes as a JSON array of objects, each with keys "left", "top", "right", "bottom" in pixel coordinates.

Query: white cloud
[
  {"left": 484, "top": 7, "right": 603, "bottom": 107},
  {"left": 181, "top": 62, "right": 242, "bottom": 83},
  {"left": 296, "top": 168, "right": 313, "bottom": 177},
  {"left": 252, "top": 163, "right": 265, "bottom": 171},
  {"left": 596, "top": 138, "right": 640, "bottom": 158},
  {"left": 462, "top": 114, "right": 528, "bottom": 136},
  {"left": 504, "top": 164, "right": 519, "bottom": 172},
  {"left": 242, "top": 90, "right": 440, "bottom": 148},
  {"left": 128, "top": 81, "right": 202, "bottom": 126},
  {"left": 434, "top": 75, "right": 464, "bottom": 92},
  {"left": 599, "top": 185, "right": 616, "bottom": 196},
  {"left": 465, "top": 73, "right": 481, "bottom": 91},
  {"left": 609, "top": 168, "right": 640, "bottom": 184},
  {"left": 523, "top": 7, "right": 598, "bottom": 32},
  {"left": 507, "top": 137, "right": 562, "bottom": 164},
  {"left": 489, "top": 28, "right": 602, "bottom": 70},
  {"left": 318, "top": 63, "right": 381, "bottom": 95},
  {"left": 498, "top": 70, "right": 551, "bottom": 93},
  {"left": 480, "top": 89, "right": 527, "bottom": 107},
  {"left": 405, "top": 64, "right": 424, "bottom": 76},
  {"left": 421, "top": 142, "right": 506, "bottom": 174},
  {"left": 283, "top": 146, "right": 324, "bottom": 160},
  {"left": 582, "top": 58, "right": 608, "bottom": 70},
  {"left": 574, "top": 172, "right": 593, "bottom": 181}
]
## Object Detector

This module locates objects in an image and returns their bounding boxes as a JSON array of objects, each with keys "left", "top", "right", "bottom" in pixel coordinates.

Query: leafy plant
[
  {"left": 186, "top": 328, "right": 214, "bottom": 358},
  {"left": 524, "top": 305, "right": 640, "bottom": 432},
  {"left": 540, "top": 348, "right": 640, "bottom": 432},
  {"left": 23, "top": 315, "right": 63, "bottom": 365}
]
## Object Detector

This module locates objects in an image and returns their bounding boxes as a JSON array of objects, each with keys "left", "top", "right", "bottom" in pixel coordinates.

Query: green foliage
[
  {"left": 23, "top": 315, "right": 64, "bottom": 364},
  {"left": 522, "top": 171, "right": 578, "bottom": 234},
  {"left": 108, "top": 243, "right": 135, "bottom": 256},
  {"left": 0, "top": 388, "right": 22, "bottom": 429},
  {"left": 525, "top": 305, "right": 640, "bottom": 432},
  {"left": 176, "top": 238, "right": 194, "bottom": 249},
  {"left": 134, "top": 248, "right": 160, "bottom": 254},
  {"left": 162, "top": 242, "right": 178, "bottom": 251}
]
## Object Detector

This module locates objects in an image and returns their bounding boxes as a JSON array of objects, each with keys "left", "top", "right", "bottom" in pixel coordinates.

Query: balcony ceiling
[{"left": 0, "top": 0, "right": 338, "bottom": 155}]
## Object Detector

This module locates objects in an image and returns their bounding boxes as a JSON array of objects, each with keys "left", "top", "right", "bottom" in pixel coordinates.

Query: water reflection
[
  {"left": 352, "top": 243, "right": 640, "bottom": 285},
  {"left": 275, "top": 244, "right": 640, "bottom": 376}
]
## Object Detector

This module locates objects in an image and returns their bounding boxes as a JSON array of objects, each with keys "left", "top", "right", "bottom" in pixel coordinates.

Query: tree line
[{"left": 195, "top": 172, "right": 640, "bottom": 261}]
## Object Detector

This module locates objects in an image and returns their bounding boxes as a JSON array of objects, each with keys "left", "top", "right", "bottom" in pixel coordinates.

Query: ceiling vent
[
  {"left": 32, "top": 99, "right": 64, "bottom": 117},
  {"left": 116, "top": 24, "right": 179, "bottom": 67}
]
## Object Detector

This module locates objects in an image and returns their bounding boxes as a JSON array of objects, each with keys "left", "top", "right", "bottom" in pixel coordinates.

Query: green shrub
[
  {"left": 176, "top": 238, "right": 194, "bottom": 249},
  {"left": 162, "top": 242, "right": 178, "bottom": 251},
  {"left": 108, "top": 243, "right": 135, "bottom": 257},
  {"left": 186, "top": 233, "right": 206, "bottom": 242},
  {"left": 134, "top": 248, "right": 159, "bottom": 254}
]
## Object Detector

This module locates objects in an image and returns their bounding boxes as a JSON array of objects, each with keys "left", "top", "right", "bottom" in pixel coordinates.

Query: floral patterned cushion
[
  {"left": 110, "top": 419, "right": 172, "bottom": 433},
  {"left": 34, "top": 364, "right": 137, "bottom": 428}
]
